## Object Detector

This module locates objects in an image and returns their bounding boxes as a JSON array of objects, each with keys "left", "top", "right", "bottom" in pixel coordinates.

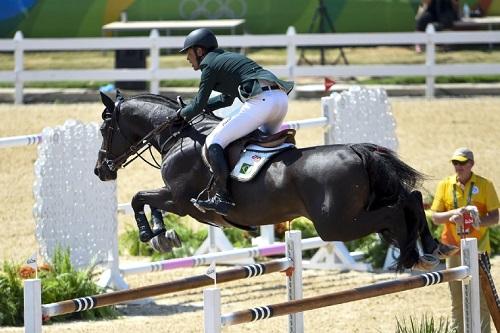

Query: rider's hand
[
  {"left": 449, "top": 213, "right": 464, "bottom": 227},
  {"left": 175, "top": 109, "right": 184, "bottom": 121}
]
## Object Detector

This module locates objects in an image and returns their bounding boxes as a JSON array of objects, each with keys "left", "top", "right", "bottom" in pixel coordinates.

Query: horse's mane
[
  {"left": 125, "top": 93, "right": 222, "bottom": 126},
  {"left": 127, "top": 94, "right": 179, "bottom": 110}
]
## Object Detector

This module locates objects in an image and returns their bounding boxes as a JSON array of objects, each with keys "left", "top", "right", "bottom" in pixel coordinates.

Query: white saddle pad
[{"left": 230, "top": 143, "right": 294, "bottom": 182}]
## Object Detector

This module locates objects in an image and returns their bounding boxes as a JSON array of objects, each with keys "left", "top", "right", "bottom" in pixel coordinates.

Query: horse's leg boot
[
  {"left": 135, "top": 211, "right": 155, "bottom": 242},
  {"left": 151, "top": 208, "right": 166, "bottom": 235},
  {"left": 195, "top": 144, "right": 235, "bottom": 216}
]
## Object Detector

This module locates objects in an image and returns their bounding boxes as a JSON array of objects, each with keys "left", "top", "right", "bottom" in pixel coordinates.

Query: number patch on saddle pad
[{"left": 230, "top": 143, "right": 294, "bottom": 182}]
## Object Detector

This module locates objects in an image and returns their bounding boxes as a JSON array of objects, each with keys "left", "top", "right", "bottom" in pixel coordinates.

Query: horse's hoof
[
  {"left": 166, "top": 229, "right": 182, "bottom": 248},
  {"left": 433, "top": 243, "right": 459, "bottom": 259},
  {"left": 412, "top": 254, "right": 440, "bottom": 271},
  {"left": 150, "top": 233, "right": 173, "bottom": 253}
]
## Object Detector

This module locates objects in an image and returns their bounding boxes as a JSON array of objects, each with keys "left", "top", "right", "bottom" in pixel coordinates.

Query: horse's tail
[
  {"left": 350, "top": 143, "right": 425, "bottom": 270},
  {"left": 349, "top": 143, "right": 424, "bottom": 210}
]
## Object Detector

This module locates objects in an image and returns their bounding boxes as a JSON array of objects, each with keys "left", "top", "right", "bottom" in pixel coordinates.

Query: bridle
[{"left": 99, "top": 98, "right": 184, "bottom": 172}]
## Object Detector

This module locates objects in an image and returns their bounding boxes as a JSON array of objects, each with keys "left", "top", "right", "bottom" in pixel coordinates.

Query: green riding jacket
[{"left": 180, "top": 48, "right": 294, "bottom": 121}]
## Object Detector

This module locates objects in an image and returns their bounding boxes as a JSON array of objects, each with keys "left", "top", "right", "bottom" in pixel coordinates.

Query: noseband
[{"left": 100, "top": 99, "right": 183, "bottom": 172}]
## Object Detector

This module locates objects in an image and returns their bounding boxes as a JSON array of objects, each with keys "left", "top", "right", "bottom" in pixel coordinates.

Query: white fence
[{"left": 1, "top": 25, "right": 500, "bottom": 103}]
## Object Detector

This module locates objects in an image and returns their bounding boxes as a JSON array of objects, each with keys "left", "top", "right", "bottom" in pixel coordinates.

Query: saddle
[{"left": 203, "top": 128, "right": 296, "bottom": 182}]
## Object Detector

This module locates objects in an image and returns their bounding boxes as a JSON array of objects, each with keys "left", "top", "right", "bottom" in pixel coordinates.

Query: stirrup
[{"left": 192, "top": 193, "right": 235, "bottom": 216}]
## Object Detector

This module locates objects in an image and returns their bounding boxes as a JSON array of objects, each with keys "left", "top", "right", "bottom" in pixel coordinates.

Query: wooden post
[
  {"left": 149, "top": 29, "right": 160, "bottom": 95},
  {"left": 14, "top": 31, "right": 24, "bottom": 104},
  {"left": 24, "top": 279, "right": 42, "bottom": 333},
  {"left": 286, "top": 230, "right": 303, "bottom": 333},
  {"left": 460, "top": 238, "right": 480, "bottom": 333},
  {"left": 286, "top": 26, "right": 297, "bottom": 100},
  {"left": 425, "top": 24, "right": 436, "bottom": 99},
  {"left": 204, "top": 288, "right": 221, "bottom": 333}
]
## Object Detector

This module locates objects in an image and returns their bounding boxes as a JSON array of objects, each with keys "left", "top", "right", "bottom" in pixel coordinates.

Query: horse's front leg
[{"left": 131, "top": 187, "right": 182, "bottom": 252}]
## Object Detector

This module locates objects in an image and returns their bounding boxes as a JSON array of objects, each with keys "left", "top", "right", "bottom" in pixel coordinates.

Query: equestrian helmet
[{"left": 180, "top": 28, "right": 218, "bottom": 53}]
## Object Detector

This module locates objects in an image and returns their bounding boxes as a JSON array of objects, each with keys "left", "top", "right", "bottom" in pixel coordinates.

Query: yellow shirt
[{"left": 431, "top": 173, "right": 500, "bottom": 253}]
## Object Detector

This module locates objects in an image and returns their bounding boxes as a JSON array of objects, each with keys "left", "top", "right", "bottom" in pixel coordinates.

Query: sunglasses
[{"left": 452, "top": 160, "right": 469, "bottom": 166}]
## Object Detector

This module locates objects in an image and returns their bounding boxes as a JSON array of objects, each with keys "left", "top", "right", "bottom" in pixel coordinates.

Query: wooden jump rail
[
  {"left": 24, "top": 231, "right": 305, "bottom": 333},
  {"left": 42, "top": 258, "right": 292, "bottom": 318},
  {"left": 204, "top": 238, "right": 481, "bottom": 333},
  {"left": 221, "top": 266, "right": 468, "bottom": 326}
]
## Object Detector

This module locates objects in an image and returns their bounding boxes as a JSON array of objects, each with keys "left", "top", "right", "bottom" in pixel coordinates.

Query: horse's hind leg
[
  {"left": 131, "top": 187, "right": 182, "bottom": 252},
  {"left": 313, "top": 198, "right": 420, "bottom": 271},
  {"left": 404, "top": 191, "right": 458, "bottom": 260},
  {"left": 404, "top": 191, "right": 438, "bottom": 254},
  {"left": 362, "top": 204, "right": 421, "bottom": 271}
]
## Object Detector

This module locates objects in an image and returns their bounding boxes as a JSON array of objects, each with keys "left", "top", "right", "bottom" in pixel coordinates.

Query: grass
[
  {"left": 395, "top": 314, "right": 456, "bottom": 333},
  {"left": 0, "top": 46, "right": 499, "bottom": 88}
]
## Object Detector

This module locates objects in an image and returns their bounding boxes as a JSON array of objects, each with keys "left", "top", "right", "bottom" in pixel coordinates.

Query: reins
[{"left": 104, "top": 98, "right": 207, "bottom": 171}]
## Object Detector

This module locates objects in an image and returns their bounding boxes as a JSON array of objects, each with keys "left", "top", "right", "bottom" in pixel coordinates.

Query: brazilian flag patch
[{"left": 239, "top": 163, "right": 252, "bottom": 174}]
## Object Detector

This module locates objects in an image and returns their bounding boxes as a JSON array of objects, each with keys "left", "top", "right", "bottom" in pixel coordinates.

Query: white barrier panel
[
  {"left": 322, "top": 85, "right": 398, "bottom": 151},
  {"left": 33, "top": 120, "right": 117, "bottom": 269}
]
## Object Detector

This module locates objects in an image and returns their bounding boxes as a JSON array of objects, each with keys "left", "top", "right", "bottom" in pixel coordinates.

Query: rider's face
[{"left": 186, "top": 47, "right": 202, "bottom": 70}]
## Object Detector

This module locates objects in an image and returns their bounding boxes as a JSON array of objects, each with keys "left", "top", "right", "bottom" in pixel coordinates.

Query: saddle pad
[{"left": 230, "top": 143, "right": 294, "bottom": 182}]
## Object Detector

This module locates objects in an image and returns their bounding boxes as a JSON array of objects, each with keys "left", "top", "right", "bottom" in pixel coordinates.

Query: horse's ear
[
  {"left": 100, "top": 91, "right": 115, "bottom": 112},
  {"left": 116, "top": 89, "right": 124, "bottom": 103}
]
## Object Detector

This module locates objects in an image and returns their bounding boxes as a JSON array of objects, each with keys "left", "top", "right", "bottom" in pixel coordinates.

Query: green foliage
[
  {"left": 0, "top": 262, "right": 24, "bottom": 326},
  {"left": 119, "top": 213, "right": 252, "bottom": 261},
  {"left": 489, "top": 227, "right": 500, "bottom": 256},
  {"left": 291, "top": 217, "right": 318, "bottom": 239},
  {"left": 159, "top": 79, "right": 200, "bottom": 87},
  {"left": 289, "top": 218, "right": 319, "bottom": 258},
  {"left": 395, "top": 314, "right": 456, "bottom": 333},
  {"left": 345, "top": 234, "right": 389, "bottom": 269},
  {"left": 0, "top": 248, "right": 116, "bottom": 327},
  {"left": 40, "top": 248, "right": 117, "bottom": 322},
  {"left": 222, "top": 228, "right": 252, "bottom": 248}
]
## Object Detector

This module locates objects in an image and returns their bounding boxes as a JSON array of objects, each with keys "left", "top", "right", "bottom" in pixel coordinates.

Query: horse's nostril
[{"left": 94, "top": 168, "right": 99, "bottom": 176}]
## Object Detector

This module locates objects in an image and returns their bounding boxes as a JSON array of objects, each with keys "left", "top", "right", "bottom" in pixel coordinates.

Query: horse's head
[{"left": 94, "top": 91, "right": 130, "bottom": 181}]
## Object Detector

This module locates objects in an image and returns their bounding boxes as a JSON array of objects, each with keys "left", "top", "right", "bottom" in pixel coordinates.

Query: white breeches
[{"left": 205, "top": 89, "right": 288, "bottom": 149}]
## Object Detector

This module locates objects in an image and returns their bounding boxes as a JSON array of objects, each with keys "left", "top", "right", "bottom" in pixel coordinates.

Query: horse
[{"left": 94, "top": 91, "right": 451, "bottom": 271}]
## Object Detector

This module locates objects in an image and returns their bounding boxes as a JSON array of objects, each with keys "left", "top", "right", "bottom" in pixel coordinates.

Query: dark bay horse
[{"left": 94, "top": 92, "right": 449, "bottom": 271}]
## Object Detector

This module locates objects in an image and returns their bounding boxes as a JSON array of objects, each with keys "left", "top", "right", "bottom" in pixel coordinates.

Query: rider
[{"left": 178, "top": 28, "right": 294, "bottom": 216}]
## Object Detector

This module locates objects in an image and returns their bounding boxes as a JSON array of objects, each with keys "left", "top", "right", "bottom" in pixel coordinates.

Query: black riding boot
[{"left": 195, "top": 144, "right": 235, "bottom": 215}]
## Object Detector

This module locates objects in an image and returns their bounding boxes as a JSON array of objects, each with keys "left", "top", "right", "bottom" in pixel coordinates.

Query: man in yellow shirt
[{"left": 431, "top": 147, "right": 499, "bottom": 333}]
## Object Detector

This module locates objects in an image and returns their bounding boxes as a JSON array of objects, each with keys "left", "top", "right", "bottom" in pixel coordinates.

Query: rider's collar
[{"left": 199, "top": 48, "right": 223, "bottom": 68}]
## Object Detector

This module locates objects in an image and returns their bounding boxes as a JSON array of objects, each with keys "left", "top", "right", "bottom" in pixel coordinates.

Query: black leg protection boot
[{"left": 195, "top": 144, "right": 235, "bottom": 216}]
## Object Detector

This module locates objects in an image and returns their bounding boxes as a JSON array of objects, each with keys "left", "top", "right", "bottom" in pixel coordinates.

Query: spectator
[
  {"left": 415, "top": 0, "right": 460, "bottom": 52},
  {"left": 430, "top": 147, "right": 499, "bottom": 333}
]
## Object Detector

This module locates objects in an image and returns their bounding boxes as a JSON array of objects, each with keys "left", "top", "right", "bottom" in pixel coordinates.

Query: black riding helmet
[{"left": 179, "top": 28, "right": 218, "bottom": 53}]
